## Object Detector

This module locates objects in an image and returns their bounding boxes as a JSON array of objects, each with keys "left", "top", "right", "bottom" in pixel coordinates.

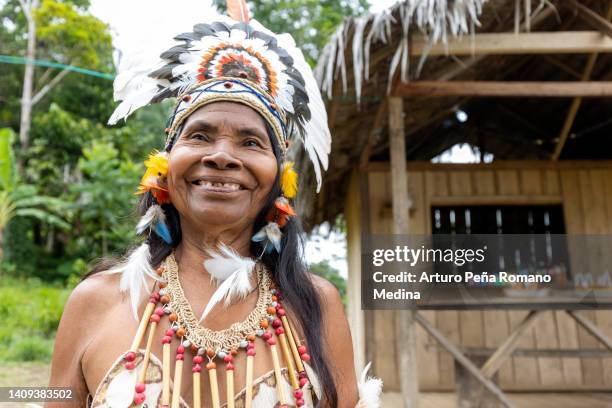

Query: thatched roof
[{"left": 293, "top": 0, "right": 612, "bottom": 230}]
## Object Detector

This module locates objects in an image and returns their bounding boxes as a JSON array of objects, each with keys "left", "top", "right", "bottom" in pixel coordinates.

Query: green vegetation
[
  {"left": 0, "top": 0, "right": 357, "bottom": 362},
  {"left": 0, "top": 277, "right": 70, "bottom": 362}
]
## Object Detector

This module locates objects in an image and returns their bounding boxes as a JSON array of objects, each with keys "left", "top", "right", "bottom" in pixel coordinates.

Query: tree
[
  {"left": 0, "top": 128, "right": 70, "bottom": 269},
  {"left": 213, "top": 0, "right": 369, "bottom": 64},
  {"left": 70, "top": 140, "right": 141, "bottom": 256},
  {"left": 13, "top": 0, "right": 112, "bottom": 155}
]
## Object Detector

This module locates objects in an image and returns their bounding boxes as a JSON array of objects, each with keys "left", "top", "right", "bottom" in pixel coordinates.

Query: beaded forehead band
[
  {"left": 108, "top": 15, "right": 331, "bottom": 191},
  {"left": 164, "top": 77, "right": 287, "bottom": 155}
]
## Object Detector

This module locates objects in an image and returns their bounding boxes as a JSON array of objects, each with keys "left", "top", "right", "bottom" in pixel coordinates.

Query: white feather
[
  {"left": 303, "top": 362, "right": 322, "bottom": 400},
  {"left": 135, "top": 204, "right": 166, "bottom": 235},
  {"left": 100, "top": 243, "right": 161, "bottom": 321},
  {"left": 357, "top": 362, "right": 383, "bottom": 408},
  {"left": 200, "top": 243, "right": 256, "bottom": 321}
]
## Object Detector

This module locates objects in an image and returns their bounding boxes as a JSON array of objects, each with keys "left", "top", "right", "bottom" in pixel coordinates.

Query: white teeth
[{"left": 197, "top": 180, "right": 240, "bottom": 191}]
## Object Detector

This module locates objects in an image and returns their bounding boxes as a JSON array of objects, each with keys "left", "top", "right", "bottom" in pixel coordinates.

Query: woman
[{"left": 48, "top": 7, "right": 381, "bottom": 408}]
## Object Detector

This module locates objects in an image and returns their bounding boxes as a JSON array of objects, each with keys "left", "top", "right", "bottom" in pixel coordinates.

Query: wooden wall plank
[
  {"left": 435, "top": 310, "right": 459, "bottom": 389},
  {"left": 555, "top": 310, "right": 583, "bottom": 386},
  {"left": 450, "top": 171, "right": 473, "bottom": 196},
  {"left": 417, "top": 311, "right": 440, "bottom": 389},
  {"left": 473, "top": 170, "right": 497, "bottom": 195},
  {"left": 559, "top": 169, "right": 593, "bottom": 388},
  {"left": 533, "top": 311, "right": 565, "bottom": 386},
  {"left": 543, "top": 170, "right": 561, "bottom": 196},
  {"left": 483, "top": 310, "right": 514, "bottom": 386},
  {"left": 520, "top": 169, "right": 543, "bottom": 195},
  {"left": 575, "top": 170, "right": 604, "bottom": 386},
  {"left": 497, "top": 170, "right": 520, "bottom": 195},
  {"left": 507, "top": 311, "right": 541, "bottom": 388}
]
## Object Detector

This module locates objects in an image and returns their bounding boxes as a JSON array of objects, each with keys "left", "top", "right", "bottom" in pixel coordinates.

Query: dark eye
[
  {"left": 244, "top": 139, "right": 261, "bottom": 147},
  {"left": 190, "top": 133, "right": 209, "bottom": 141}
]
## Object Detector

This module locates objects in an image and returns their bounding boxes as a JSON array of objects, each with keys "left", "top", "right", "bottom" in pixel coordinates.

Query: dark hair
[{"left": 87, "top": 120, "right": 338, "bottom": 406}]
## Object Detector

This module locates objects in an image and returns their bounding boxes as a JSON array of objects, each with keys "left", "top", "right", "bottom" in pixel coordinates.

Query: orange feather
[{"left": 226, "top": 0, "right": 250, "bottom": 23}]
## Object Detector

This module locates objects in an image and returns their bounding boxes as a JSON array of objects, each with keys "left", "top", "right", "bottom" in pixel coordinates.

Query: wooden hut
[{"left": 295, "top": 1, "right": 612, "bottom": 406}]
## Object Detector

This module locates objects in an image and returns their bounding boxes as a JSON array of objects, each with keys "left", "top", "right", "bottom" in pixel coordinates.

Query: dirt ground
[{"left": 0, "top": 362, "right": 50, "bottom": 387}]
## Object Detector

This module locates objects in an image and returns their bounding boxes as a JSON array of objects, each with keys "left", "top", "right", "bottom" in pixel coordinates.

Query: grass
[{"left": 0, "top": 277, "right": 70, "bottom": 363}]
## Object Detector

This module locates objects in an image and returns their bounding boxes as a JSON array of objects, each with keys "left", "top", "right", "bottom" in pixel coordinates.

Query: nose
[{"left": 202, "top": 144, "right": 242, "bottom": 170}]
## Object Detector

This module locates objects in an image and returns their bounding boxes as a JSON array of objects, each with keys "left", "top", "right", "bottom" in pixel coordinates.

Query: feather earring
[
  {"left": 251, "top": 222, "right": 282, "bottom": 254},
  {"left": 200, "top": 243, "right": 257, "bottom": 321},
  {"left": 280, "top": 161, "right": 298, "bottom": 199},
  {"left": 357, "top": 362, "right": 383, "bottom": 408},
  {"left": 101, "top": 243, "right": 162, "bottom": 320},
  {"left": 136, "top": 204, "right": 172, "bottom": 244}
]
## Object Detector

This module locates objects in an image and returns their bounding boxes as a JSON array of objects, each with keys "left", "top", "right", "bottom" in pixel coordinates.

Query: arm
[
  {"left": 311, "top": 274, "right": 359, "bottom": 408},
  {"left": 45, "top": 276, "right": 109, "bottom": 407}
]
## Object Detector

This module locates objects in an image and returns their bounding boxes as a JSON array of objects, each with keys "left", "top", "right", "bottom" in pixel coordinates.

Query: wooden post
[
  {"left": 388, "top": 96, "right": 419, "bottom": 408},
  {"left": 345, "top": 168, "right": 366, "bottom": 372}
]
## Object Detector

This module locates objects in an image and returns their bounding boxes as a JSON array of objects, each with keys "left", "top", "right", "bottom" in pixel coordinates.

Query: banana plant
[{"left": 0, "top": 128, "right": 70, "bottom": 267}]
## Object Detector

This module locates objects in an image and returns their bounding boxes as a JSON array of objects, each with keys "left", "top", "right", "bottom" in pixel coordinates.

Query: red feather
[{"left": 226, "top": 0, "right": 250, "bottom": 23}]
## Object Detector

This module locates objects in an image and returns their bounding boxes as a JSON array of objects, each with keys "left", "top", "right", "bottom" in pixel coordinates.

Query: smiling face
[{"left": 167, "top": 102, "right": 278, "bottom": 236}]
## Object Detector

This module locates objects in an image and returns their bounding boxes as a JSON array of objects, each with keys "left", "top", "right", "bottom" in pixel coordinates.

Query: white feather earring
[
  {"left": 136, "top": 204, "right": 172, "bottom": 244},
  {"left": 101, "top": 243, "right": 162, "bottom": 321},
  {"left": 200, "top": 243, "right": 257, "bottom": 322},
  {"left": 357, "top": 362, "right": 383, "bottom": 408}
]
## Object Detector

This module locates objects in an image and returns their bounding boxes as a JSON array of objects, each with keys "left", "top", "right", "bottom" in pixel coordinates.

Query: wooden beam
[
  {"left": 480, "top": 311, "right": 543, "bottom": 378},
  {"left": 365, "top": 160, "right": 612, "bottom": 172},
  {"left": 414, "top": 312, "right": 515, "bottom": 408},
  {"left": 359, "top": 100, "right": 387, "bottom": 167},
  {"left": 412, "top": 31, "right": 612, "bottom": 56},
  {"left": 565, "top": 0, "right": 612, "bottom": 38},
  {"left": 388, "top": 97, "right": 419, "bottom": 408},
  {"left": 568, "top": 311, "right": 612, "bottom": 352},
  {"left": 542, "top": 56, "right": 582, "bottom": 79},
  {"left": 551, "top": 3, "right": 612, "bottom": 160},
  {"left": 395, "top": 81, "right": 612, "bottom": 97}
]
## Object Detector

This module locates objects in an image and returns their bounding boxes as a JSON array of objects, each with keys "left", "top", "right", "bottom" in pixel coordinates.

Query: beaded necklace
[{"left": 123, "top": 253, "right": 314, "bottom": 408}]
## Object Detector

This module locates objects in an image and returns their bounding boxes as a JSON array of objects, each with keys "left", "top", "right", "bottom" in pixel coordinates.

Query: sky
[{"left": 89, "top": 0, "right": 398, "bottom": 60}]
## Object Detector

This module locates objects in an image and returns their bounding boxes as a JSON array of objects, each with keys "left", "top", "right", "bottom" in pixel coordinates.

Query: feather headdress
[{"left": 108, "top": 8, "right": 331, "bottom": 191}]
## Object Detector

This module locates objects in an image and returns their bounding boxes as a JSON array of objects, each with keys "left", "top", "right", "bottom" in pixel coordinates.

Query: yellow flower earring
[
  {"left": 135, "top": 150, "right": 173, "bottom": 244},
  {"left": 137, "top": 150, "right": 170, "bottom": 204}
]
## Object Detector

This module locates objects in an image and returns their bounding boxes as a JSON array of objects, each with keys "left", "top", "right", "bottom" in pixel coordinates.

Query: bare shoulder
[
  {"left": 308, "top": 273, "right": 345, "bottom": 321},
  {"left": 308, "top": 273, "right": 358, "bottom": 405},
  {"left": 67, "top": 272, "right": 121, "bottom": 316},
  {"left": 309, "top": 273, "right": 342, "bottom": 302},
  {"left": 54, "top": 272, "right": 121, "bottom": 356},
  {"left": 46, "top": 272, "right": 121, "bottom": 404}
]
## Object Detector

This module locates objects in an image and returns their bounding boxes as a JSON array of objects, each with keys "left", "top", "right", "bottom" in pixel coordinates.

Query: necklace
[{"left": 122, "top": 252, "right": 315, "bottom": 408}]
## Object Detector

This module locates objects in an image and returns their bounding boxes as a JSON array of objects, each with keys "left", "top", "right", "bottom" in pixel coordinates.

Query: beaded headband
[{"left": 164, "top": 77, "right": 287, "bottom": 155}]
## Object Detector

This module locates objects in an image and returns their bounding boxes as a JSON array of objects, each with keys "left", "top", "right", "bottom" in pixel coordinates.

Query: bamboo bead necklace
[{"left": 124, "top": 253, "right": 314, "bottom": 408}]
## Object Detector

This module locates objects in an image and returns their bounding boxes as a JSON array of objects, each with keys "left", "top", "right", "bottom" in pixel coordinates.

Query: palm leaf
[{"left": 14, "top": 208, "right": 71, "bottom": 230}]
